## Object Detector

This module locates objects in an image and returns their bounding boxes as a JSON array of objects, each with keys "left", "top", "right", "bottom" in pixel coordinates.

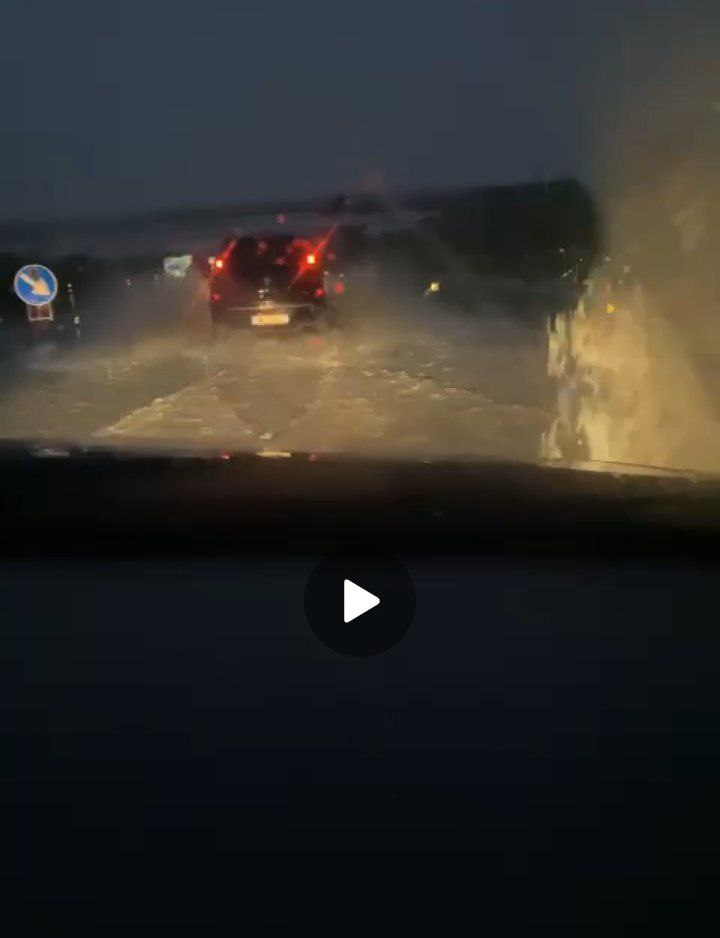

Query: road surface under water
[{"left": 0, "top": 289, "right": 549, "bottom": 462}]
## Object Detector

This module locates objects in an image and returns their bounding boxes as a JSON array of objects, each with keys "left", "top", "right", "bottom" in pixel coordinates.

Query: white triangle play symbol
[{"left": 344, "top": 579, "right": 381, "bottom": 623}]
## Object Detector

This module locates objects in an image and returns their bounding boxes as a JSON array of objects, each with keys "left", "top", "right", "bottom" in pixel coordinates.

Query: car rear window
[{"left": 228, "top": 236, "right": 306, "bottom": 279}]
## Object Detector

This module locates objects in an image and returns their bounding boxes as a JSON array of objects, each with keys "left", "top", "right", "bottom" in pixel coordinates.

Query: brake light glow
[
  {"left": 306, "top": 253, "right": 317, "bottom": 266},
  {"left": 214, "top": 258, "right": 224, "bottom": 270},
  {"left": 212, "top": 292, "right": 221, "bottom": 301},
  {"left": 335, "top": 281, "right": 346, "bottom": 294},
  {"left": 314, "top": 287, "right": 325, "bottom": 298}
]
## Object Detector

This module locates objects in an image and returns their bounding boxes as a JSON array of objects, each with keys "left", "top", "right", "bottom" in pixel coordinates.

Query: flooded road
[{"left": 0, "top": 289, "right": 549, "bottom": 461}]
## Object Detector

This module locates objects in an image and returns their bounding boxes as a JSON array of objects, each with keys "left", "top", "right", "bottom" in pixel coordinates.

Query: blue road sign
[{"left": 14, "top": 264, "right": 58, "bottom": 307}]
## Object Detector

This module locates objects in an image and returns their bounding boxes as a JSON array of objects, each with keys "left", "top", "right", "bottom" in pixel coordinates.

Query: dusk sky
[{"left": 1, "top": 0, "right": 715, "bottom": 218}]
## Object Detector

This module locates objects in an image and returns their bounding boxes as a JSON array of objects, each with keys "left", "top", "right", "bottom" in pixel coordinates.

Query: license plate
[{"left": 251, "top": 312, "right": 290, "bottom": 326}]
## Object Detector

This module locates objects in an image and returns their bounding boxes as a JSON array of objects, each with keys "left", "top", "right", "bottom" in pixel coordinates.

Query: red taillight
[
  {"left": 212, "top": 292, "right": 221, "bottom": 302},
  {"left": 306, "top": 253, "right": 317, "bottom": 266},
  {"left": 314, "top": 287, "right": 325, "bottom": 298},
  {"left": 334, "top": 281, "right": 346, "bottom": 295},
  {"left": 214, "top": 258, "right": 224, "bottom": 270}
]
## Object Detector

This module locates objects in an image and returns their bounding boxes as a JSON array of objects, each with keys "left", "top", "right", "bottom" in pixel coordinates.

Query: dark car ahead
[{"left": 209, "top": 232, "right": 335, "bottom": 335}]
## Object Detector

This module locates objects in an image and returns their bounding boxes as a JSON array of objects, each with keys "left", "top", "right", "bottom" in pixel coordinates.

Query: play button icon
[
  {"left": 344, "top": 579, "right": 380, "bottom": 623},
  {"left": 305, "top": 549, "right": 415, "bottom": 656}
]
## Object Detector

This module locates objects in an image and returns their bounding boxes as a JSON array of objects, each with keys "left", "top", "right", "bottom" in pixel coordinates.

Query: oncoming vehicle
[{"left": 209, "top": 232, "right": 336, "bottom": 336}]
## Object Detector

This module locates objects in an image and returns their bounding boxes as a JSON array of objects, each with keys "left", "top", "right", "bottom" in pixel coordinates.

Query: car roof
[
  {"left": 235, "top": 231, "right": 295, "bottom": 241},
  {"left": 226, "top": 227, "right": 331, "bottom": 242}
]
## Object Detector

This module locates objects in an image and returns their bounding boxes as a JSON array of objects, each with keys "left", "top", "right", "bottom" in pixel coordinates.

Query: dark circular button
[{"left": 305, "top": 549, "right": 415, "bottom": 657}]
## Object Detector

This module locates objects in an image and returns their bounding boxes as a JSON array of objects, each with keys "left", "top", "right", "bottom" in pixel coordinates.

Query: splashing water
[{"left": 543, "top": 267, "right": 720, "bottom": 473}]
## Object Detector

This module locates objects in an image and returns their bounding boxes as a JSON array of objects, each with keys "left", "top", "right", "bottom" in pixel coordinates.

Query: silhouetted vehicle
[{"left": 209, "top": 232, "right": 336, "bottom": 336}]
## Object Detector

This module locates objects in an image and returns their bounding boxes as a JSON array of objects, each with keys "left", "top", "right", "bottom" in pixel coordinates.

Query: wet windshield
[{"left": 1, "top": 2, "right": 718, "bottom": 474}]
